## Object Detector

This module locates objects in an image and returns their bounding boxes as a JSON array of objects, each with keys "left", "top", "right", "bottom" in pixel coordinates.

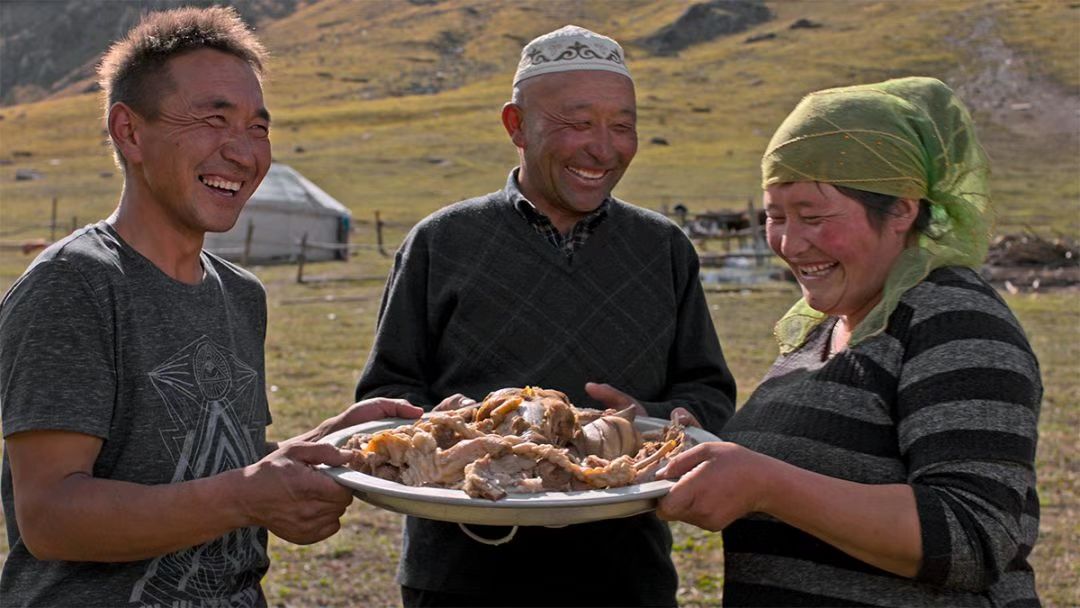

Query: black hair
[
  {"left": 833, "top": 185, "right": 932, "bottom": 234},
  {"left": 97, "top": 6, "right": 267, "bottom": 167}
]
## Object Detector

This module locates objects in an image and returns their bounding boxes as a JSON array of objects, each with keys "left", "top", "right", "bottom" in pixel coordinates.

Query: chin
[
  {"left": 203, "top": 215, "right": 243, "bottom": 234},
  {"left": 571, "top": 198, "right": 606, "bottom": 213},
  {"left": 801, "top": 293, "right": 833, "bottom": 315}
]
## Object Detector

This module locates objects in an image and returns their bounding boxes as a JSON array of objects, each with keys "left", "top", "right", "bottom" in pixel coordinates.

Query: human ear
[
  {"left": 891, "top": 197, "right": 920, "bottom": 235},
  {"left": 501, "top": 102, "right": 526, "bottom": 148},
  {"left": 108, "top": 103, "right": 143, "bottom": 165}
]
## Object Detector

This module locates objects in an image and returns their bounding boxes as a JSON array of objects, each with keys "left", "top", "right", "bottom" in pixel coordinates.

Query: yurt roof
[{"left": 247, "top": 163, "right": 350, "bottom": 217}]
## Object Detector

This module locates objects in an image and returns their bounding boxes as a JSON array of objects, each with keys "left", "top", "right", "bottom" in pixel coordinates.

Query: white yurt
[{"left": 204, "top": 163, "right": 351, "bottom": 263}]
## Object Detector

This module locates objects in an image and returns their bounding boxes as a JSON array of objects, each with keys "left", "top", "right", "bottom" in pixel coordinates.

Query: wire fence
[{"left": 3, "top": 197, "right": 783, "bottom": 285}]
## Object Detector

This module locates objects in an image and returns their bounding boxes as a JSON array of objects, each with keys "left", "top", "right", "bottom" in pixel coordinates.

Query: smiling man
[
  {"left": 0, "top": 8, "right": 421, "bottom": 607},
  {"left": 356, "top": 25, "right": 736, "bottom": 607}
]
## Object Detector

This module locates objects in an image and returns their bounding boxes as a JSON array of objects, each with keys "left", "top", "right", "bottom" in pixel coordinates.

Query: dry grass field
[{"left": 0, "top": 0, "right": 1077, "bottom": 605}]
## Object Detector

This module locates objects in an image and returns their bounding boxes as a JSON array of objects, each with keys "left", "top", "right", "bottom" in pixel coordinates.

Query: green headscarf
[{"left": 761, "top": 77, "right": 993, "bottom": 354}]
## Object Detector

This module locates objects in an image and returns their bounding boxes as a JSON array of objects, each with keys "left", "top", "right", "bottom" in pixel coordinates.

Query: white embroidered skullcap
[{"left": 513, "top": 25, "right": 632, "bottom": 86}]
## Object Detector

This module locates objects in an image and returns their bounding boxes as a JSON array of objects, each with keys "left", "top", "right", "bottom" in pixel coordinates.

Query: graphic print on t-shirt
[{"left": 130, "top": 336, "right": 267, "bottom": 605}]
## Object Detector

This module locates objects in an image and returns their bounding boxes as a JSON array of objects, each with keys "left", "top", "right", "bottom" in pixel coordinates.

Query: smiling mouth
[
  {"left": 199, "top": 175, "right": 242, "bottom": 196},
  {"left": 797, "top": 262, "right": 838, "bottom": 278},
  {"left": 567, "top": 166, "right": 607, "bottom": 181}
]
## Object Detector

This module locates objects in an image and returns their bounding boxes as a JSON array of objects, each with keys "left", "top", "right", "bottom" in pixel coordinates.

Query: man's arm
[
  {"left": 8, "top": 429, "right": 355, "bottom": 562},
  {"left": 355, "top": 229, "right": 438, "bottom": 406},
  {"left": 651, "top": 238, "right": 736, "bottom": 432},
  {"left": 642, "top": 270, "right": 736, "bottom": 432},
  {"left": 0, "top": 260, "right": 382, "bottom": 563},
  {"left": 270, "top": 398, "right": 425, "bottom": 452},
  {"left": 589, "top": 237, "right": 736, "bottom": 434}
]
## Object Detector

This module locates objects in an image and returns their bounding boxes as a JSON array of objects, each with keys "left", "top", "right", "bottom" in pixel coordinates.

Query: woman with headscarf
[{"left": 657, "top": 77, "right": 1042, "bottom": 606}]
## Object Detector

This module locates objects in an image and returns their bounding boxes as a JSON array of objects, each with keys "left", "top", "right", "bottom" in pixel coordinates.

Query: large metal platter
[{"left": 319, "top": 415, "right": 719, "bottom": 527}]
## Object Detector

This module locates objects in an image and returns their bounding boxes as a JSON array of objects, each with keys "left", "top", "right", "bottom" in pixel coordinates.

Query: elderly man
[
  {"left": 0, "top": 8, "right": 419, "bottom": 607},
  {"left": 357, "top": 25, "right": 736, "bottom": 607}
]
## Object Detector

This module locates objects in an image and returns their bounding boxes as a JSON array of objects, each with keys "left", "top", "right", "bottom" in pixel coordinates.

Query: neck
[
  {"left": 545, "top": 209, "right": 587, "bottom": 236},
  {"left": 516, "top": 171, "right": 592, "bottom": 236},
  {"left": 831, "top": 317, "right": 853, "bottom": 353},
  {"left": 834, "top": 290, "right": 884, "bottom": 352},
  {"left": 109, "top": 186, "right": 205, "bottom": 285}
]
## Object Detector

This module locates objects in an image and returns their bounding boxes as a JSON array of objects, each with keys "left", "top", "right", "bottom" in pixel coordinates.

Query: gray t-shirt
[{"left": 0, "top": 222, "right": 272, "bottom": 607}]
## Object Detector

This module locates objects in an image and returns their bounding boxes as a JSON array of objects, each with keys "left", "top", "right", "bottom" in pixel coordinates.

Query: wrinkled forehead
[{"left": 522, "top": 70, "right": 635, "bottom": 108}]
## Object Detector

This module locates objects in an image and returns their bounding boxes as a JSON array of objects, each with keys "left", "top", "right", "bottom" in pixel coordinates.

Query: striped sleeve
[{"left": 894, "top": 274, "right": 1042, "bottom": 592}]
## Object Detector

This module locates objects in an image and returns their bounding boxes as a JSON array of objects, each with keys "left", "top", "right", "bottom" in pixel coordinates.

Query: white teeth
[
  {"left": 799, "top": 262, "right": 837, "bottom": 276},
  {"left": 568, "top": 167, "right": 605, "bottom": 180},
  {"left": 200, "top": 176, "right": 241, "bottom": 192}
]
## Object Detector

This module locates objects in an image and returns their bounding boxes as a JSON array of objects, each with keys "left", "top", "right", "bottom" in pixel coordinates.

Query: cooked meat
[
  {"left": 344, "top": 386, "right": 692, "bottom": 500},
  {"left": 463, "top": 453, "right": 537, "bottom": 500},
  {"left": 536, "top": 460, "right": 573, "bottom": 490},
  {"left": 479, "top": 387, "right": 578, "bottom": 446},
  {"left": 569, "top": 405, "right": 642, "bottom": 460}
]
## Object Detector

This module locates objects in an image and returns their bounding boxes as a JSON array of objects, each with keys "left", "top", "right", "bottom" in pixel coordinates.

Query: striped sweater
[{"left": 720, "top": 267, "right": 1042, "bottom": 607}]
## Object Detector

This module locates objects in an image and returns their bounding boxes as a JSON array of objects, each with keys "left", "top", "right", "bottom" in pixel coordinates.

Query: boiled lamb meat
[{"left": 343, "top": 386, "right": 690, "bottom": 500}]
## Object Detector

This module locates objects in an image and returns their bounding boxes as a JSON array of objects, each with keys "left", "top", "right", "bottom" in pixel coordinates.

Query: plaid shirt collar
[{"left": 506, "top": 169, "right": 610, "bottom": 259}]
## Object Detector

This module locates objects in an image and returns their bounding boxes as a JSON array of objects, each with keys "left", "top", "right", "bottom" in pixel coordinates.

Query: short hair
[
  {"left": 97, "top": 6, "right": 268, "bottom": 166},
  {"left": 833, "top": 185, "right": 932, "bottom": 234}
]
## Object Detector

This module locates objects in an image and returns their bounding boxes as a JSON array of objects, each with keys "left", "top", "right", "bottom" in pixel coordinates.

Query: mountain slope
[{"left": 0, "top": 0, "right": 305, "bottom": 106}]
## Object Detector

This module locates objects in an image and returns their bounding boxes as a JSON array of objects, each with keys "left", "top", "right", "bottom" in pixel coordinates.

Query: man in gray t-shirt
[{"left": 0, "top": 8, "right": 419, "bottom": 607}]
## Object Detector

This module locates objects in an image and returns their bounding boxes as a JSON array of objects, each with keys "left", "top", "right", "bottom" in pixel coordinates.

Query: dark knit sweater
[
  {"left": 720, "top": 267, "right": 1042, "bottom": 607},
  {"left": 356, "top": 172, "right": 736, "bottom": 603}
]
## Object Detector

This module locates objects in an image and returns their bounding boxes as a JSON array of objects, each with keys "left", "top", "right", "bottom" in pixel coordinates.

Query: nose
[
  {"left": 220, "top": 131, "right": 258, "bottom": 170},
  {"left": 584, "top": 127, "right": 616, "bottom": 165},
  {"left": 770, "top": 221, "right": 810, "bottom": 260}
]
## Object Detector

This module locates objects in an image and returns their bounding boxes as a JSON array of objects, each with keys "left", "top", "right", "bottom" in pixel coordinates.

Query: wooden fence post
[
  {"left": 242, "top": 221, "right": 254, "bottom": 266},
  {"left": 50, "top": 197, "right": 58, "bottom": 242},
  {"left": 673, "top": 205, "right": 687, "bottom": 228},
  {"left": 747, "top": 196, "right": 765, "bottom": 267},
  {"left": 375, "top": 210, "right": 388, "bottom": 255},
  {"left": 70, "top": 216, "right": 78, "bottom": 234},
  {"left": 297, "top": 233, "right": 308, "bottom": 283},
  {"left": 375, "top": 210, "right": 386, "bottom": 256}
]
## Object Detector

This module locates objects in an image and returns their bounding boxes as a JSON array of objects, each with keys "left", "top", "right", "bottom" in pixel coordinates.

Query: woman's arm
[
  {"left": 890, "top": 277, "right": 1041, "bottom": 590},
  {"left": 657, "top": 442, "right": 922, "bottom": 577},
  {"left": 659, "top": 272, "right": 1043, "bottom": 590}
]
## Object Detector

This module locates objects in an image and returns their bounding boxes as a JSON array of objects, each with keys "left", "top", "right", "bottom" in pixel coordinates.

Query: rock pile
[
  {"left": 638, "top": 0, "right": 773, "bottom": 56},
  {"left": 983, "top": 232, "right": 1079, "bottom": 292}
]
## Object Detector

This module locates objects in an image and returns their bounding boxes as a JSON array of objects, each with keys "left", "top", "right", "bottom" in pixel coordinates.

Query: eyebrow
[
  {"left": 197, "top": 98, "right": 272, "bottom": 123},
  {"left": 561, "top": 98, "right": 636, "bottom": 111},
  {"left": 764, "top": 199, "right": 822, "bottom": 211}
]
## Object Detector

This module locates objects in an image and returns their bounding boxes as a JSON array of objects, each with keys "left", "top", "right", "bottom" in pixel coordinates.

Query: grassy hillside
[
  {"left": 2, "top": 0, "right": 1078, "bottom": 250},
  {"left": 0, "top": 1, "right": 1077, "bottom": 606}
]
